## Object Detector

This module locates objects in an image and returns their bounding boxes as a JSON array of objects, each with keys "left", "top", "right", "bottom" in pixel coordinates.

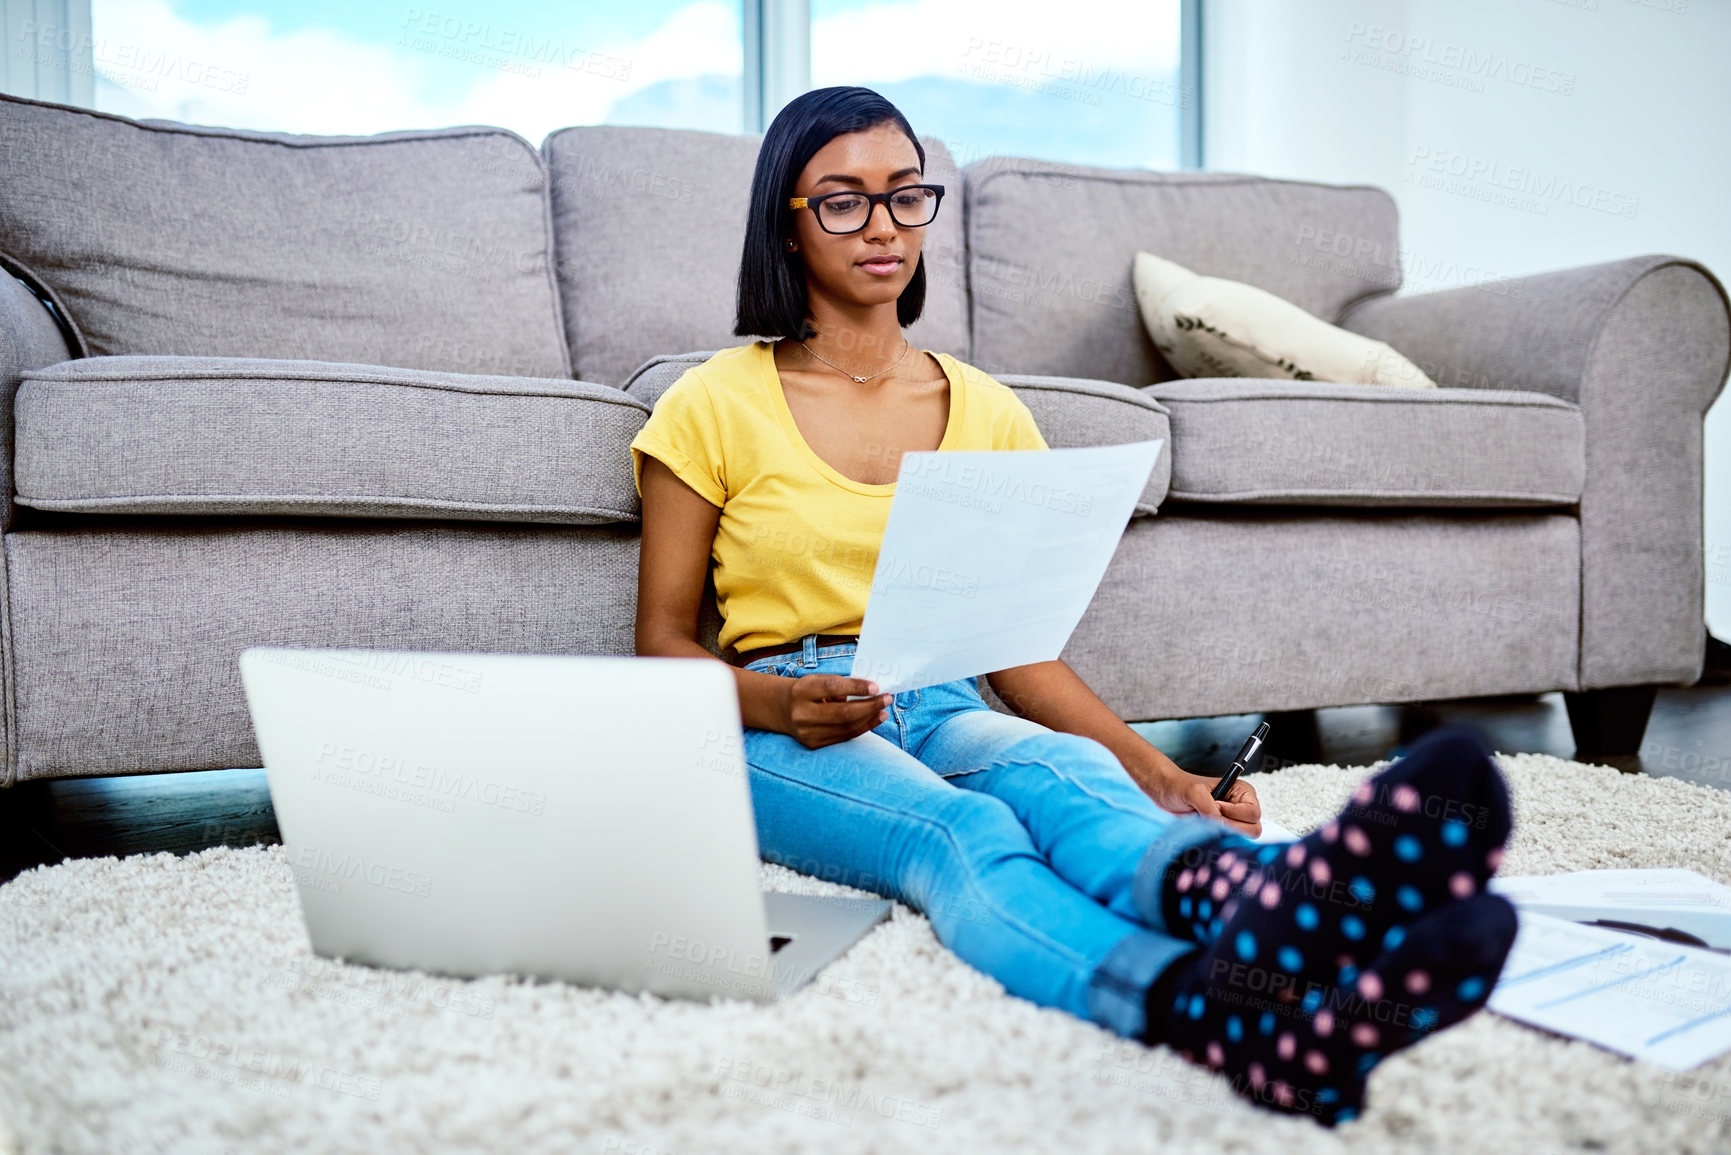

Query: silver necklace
[{"left": 797, "top": 336, "right": 912, "bottom": 383}]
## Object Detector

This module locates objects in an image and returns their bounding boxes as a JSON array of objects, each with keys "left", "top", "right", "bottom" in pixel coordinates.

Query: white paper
[
  {"left": 848, "top": 441, "right": 1163, "bottom": 695},
  {"left": 1490, "top": 868, "right": 1731, "bottom": 950},
  {"left": 1488, "top": 912, "right": 1731, "bottom": 1069},
  {"left": 1254, "top": 818, "right": 1299, "bottom": 844}
]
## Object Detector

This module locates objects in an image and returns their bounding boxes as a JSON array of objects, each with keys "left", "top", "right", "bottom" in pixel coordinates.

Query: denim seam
[
  {"left": 938, "top": 764, "right": 990, "bottom": 781},
  {"left": 984, "top": 746, "right": 1159, "bottom": 824},
  {"left": 923, "top": 723, "right": 1056, "bottom": 782},
  {"left": 744, "top": 758, "right": 1098, "bottom": 970}
]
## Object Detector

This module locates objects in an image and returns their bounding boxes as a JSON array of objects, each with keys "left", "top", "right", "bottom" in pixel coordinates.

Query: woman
[{"left": 631, "top": 86, "right": 1519, "bottom": 1126}]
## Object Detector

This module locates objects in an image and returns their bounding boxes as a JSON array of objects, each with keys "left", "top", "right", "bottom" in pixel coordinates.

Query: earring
[{"left": 786, "top": 239, "right": 796, "bottom": 250}]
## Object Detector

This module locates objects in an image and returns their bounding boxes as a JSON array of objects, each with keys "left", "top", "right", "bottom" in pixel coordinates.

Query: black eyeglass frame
[{"left": 786, "top": 183, "right": 946, "bottom": 234}]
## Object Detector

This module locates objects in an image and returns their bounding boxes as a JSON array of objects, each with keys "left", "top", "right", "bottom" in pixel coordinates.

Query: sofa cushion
[
  {"left": 14, "top": 356, "right": 648, "bottom": 523},
  {"left": 544, "top": 127, "right": 970, "bottom": 386},
  {"left": 0, "top": 93, "right": 571, "bottom": 378},
  {"left": 964, "top": 158, "right": 1400, "bottom": 387},
  {"left": 1146, "top": 380, "right": 1584, "bottom": 508},
  {"left": 623, "top": 351, "right": 1172, "bottom": 516}
]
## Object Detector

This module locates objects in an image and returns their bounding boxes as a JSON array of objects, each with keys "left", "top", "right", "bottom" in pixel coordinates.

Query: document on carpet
[{"left": 1488, "top": 911, "right": 1731, "bottom": 1070}]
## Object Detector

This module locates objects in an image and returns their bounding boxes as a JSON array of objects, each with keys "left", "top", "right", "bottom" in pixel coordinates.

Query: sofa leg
[{"left": 1564, "top": 685, "right": 1658, "bottom": 758}]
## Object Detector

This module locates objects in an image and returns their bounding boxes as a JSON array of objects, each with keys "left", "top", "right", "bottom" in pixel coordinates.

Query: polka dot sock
[
  {"left": 1138, "top": 725, "right": 1518, "bottom": 1125},
  {"left": 1154, "top": 725, "right": 1513, "bottom": 994},
  {"left": 1148, "top": 891, "right": 1519, "bottom": 1125}
]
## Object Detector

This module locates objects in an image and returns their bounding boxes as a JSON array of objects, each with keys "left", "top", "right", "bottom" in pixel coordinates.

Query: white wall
[{"left": 1205, "top": 0, "right": 1731, "bottom": 637}]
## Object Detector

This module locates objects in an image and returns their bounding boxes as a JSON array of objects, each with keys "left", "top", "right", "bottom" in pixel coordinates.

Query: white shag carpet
[{"left": 5, "top": 752, "right": 1731, "bottom": 1155}]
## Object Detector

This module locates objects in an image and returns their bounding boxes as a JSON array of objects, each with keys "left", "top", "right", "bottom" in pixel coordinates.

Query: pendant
[{"left": 853, "top": 375, "right": 868, "bottom": 382}]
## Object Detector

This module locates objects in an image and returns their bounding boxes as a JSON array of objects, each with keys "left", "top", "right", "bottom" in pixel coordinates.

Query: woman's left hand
[{"left": 1145, "top": 766, "right": 1263, "bottom": 839}]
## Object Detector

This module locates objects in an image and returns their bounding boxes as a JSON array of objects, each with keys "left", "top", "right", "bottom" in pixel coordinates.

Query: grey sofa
[{"left": 0, "top": 91, "right": 1724, "bottom": 787}]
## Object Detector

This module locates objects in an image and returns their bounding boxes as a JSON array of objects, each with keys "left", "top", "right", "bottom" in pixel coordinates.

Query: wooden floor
[{"left": 3, "top": 682, "right": 1729, "bottom": 886}]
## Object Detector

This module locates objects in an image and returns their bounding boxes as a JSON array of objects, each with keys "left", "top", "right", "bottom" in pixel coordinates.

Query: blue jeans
[{"left": 739, "top": 633, "right": 1233, "bottom": 1039}]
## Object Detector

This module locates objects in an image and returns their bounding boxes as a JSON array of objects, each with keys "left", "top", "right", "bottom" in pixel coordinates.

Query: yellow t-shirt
[{"left": 630, "top": 339, "right": 1049, "bottom": 655}]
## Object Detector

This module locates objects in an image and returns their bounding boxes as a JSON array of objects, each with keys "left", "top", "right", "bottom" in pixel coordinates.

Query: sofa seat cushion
[
  {"left": 15, "top": 356, "right": 649, "bottom": 524},
  {"left": 1146, "top": 379, "right": 1584, "bottom": 507},
  {"left": 623, "top": 351, "right": 1172, "bottom": 515}
]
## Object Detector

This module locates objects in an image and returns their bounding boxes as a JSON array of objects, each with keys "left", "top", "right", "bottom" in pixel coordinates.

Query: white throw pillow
[{"left": 1131, "top": 251, "right": 1437, "bottom": 387}]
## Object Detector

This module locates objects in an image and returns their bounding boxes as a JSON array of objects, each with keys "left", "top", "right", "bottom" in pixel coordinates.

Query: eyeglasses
[{"left": 787, "top": 183, "right": 945, "bottom": 234}]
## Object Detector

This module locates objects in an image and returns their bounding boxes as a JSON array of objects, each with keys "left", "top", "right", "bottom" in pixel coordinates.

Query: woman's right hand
[{"left": 782, "top": 675, "right": 892, "bottom": 749}]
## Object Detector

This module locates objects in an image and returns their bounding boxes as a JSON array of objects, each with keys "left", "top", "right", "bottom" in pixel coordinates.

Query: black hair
[{"left": 734, "top": 86, "right": 927, "bottom": 342}]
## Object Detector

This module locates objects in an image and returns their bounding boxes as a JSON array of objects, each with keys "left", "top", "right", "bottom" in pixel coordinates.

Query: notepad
[
  {"left": 1253, "top": 818, "right": 1299, "bottom": 844},
  {"left": 1488, "top": 911, "right": 1731, "bottom": 1069}
]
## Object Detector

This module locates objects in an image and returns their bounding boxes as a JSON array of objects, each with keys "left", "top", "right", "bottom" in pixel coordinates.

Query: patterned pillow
[{"left": 1132, "top": 251, "right": 1436, "bottom": 387}]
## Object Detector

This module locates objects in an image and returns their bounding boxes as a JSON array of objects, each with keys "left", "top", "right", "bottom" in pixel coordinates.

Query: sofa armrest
[
  {"left": 0, "top": 263, "right": 72, "bottom": 783},
  {"left": 1342, "top": 255, "right": 1731, "bottom": 689},
  {"left": 1, "top": 265, "right": 76, "bottom": 532}
]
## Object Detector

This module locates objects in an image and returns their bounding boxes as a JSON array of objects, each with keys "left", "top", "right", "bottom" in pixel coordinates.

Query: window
[
  {"left": 88, "top": 0, "right": 744, "bottom": 141},
  {"left": 81, "top": 0, "right": 1189, "bottom": 167},
  {"left": 811, "top": 0, "right": 1186, "bottom": 170}
]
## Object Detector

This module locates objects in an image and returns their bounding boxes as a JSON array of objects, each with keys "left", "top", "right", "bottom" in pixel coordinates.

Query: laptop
[{"left": 238, "top": 646, "right": 891, "bottom": 1003}]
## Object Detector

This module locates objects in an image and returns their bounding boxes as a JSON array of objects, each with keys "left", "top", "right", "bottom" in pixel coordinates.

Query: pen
[{"left": 1211, "top": 721, "right": 1270, "bottom": 802}]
